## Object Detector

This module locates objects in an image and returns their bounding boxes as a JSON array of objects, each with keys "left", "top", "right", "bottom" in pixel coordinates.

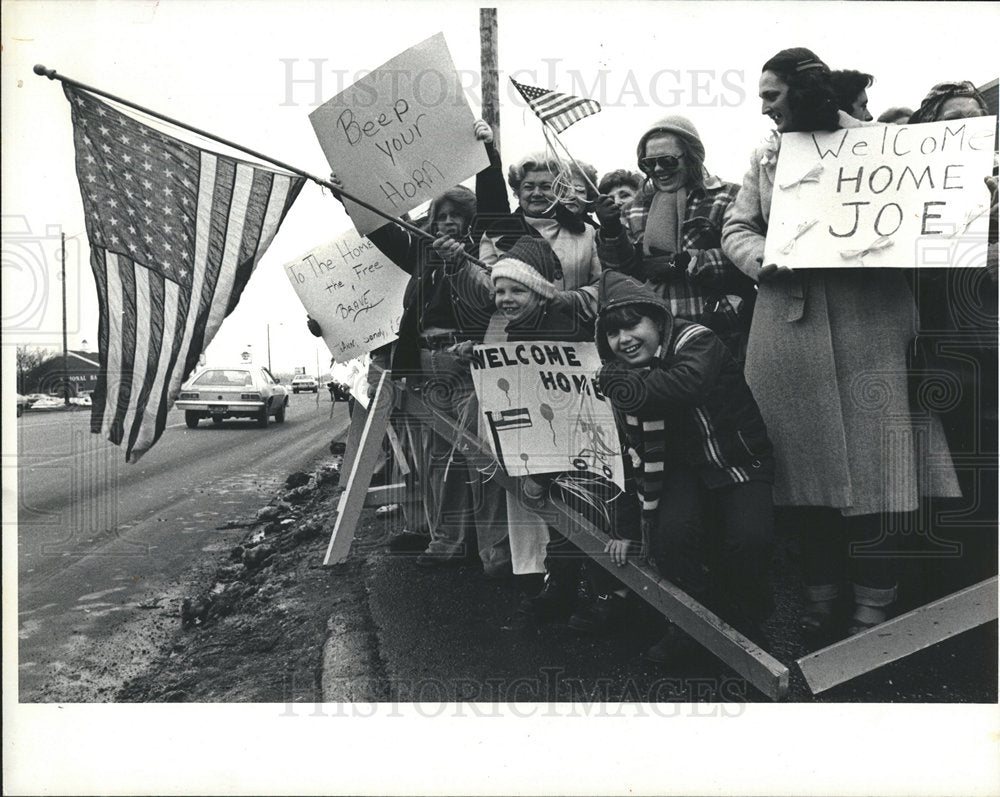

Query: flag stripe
[
  {"left": 100, "top": 251, "right": 122, "bottom": 438},
  {"left": 229, "top": 168, "right": 273, "bottom": 310},
  {"left": 120, "top": 263, "right": 154, "bottom": 454},
  {"left": 198, "top": 161, "right": 255, "bottom": 364},
  {"left": 124, "top": 266, "right": 166, "bottom": 457},
  {"left": 225, "top": 167, "right": 274, "bottom": 317},
  {"left": 131, "top": 275, "right": 179, "bottom": 457},
  {"left": 185, "top": 155, "right": 238, "bottom": 379},
  {"left": 113, "top": 255, "right": 139, "bottom": 446},
  {"left": 89, "top": 248, "right": 110, "bottom": 432}
]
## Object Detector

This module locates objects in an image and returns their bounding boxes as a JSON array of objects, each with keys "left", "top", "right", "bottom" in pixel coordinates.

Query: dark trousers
[
  {"left": 650, "top": 468, "right": 774, "bottom": 624},
  {"left": 786, "top": 508, "right": 898, "bottom": 592}
]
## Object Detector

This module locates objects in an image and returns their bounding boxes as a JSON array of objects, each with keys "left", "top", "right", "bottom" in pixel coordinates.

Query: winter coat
[
  {"left": 366, "top": 223, "right": 491, "bottom": 375},
  {"left": 721, "top": 117, "right": 960, "bottom": 515},
  {"left": 450, "top": 261, "right": 586, "bottom": 344},
  {"left": 474, "top": 143, "right": 601, "bottom": 331},
  {"left": 597, "top": 177, "right": 754, "bottom": 313},
  {"left": 596, "top": 271, "right": 774, "bottom": 522}
]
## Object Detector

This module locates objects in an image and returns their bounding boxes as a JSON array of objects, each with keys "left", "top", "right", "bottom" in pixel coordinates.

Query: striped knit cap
[{"left": 491, "top": 236, "right": 559, "bottom": 299}]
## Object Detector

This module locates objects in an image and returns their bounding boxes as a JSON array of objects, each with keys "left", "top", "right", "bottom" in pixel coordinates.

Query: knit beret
[
  {"left": 636, "top": 114, "right": 706, "bottom": 165},
  {"left": 491, "top": 237, "right": 559, "bottom": 300}
]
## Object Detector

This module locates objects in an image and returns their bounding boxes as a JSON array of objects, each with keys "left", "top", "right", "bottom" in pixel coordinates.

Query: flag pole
[
  {"left": 541, "top": 121, "right": 602, "bottom": 196},
  {"left": 34, "top": 64, "right": 487, "bottom": 266}
]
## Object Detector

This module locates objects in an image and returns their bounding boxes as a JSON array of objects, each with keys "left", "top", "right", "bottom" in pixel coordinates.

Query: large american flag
[
  {"left": 510, "top": 78, "right": 601, "bottom": 133},
  {"left": 64, "top": 85, "right": 305, "bottom": 461}
]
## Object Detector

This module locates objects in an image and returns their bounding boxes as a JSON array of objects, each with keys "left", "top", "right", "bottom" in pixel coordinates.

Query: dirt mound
[{"left": 117, "top": 457, "right": 382, "bottom": 703}]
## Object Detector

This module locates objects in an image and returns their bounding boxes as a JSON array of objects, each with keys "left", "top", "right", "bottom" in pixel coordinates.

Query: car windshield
[{"left": 192, "top": 369, "right": 254, "bottom": 387}]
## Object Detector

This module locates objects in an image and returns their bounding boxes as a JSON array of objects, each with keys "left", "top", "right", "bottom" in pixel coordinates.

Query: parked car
[
  {"left": 29, "top": 395, "right": 66, "bottom": 410},
  {"left": 291, "top": 375, "right": 319, "bottom": 393},
  {"left": 176, "top": 365, "right": 289, "bottom": 428}
]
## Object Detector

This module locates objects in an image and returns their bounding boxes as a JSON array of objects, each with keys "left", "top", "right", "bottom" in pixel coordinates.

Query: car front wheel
[{"left": 185, "top": 411, "right": 200, "bottom": 429}]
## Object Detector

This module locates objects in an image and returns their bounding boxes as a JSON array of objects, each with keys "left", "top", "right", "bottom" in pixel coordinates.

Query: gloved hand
[
  {"left": 644, "top": 250, "right": 690, "bottom": 282},
  {"left": 594, "top": 194, "right": 623, "bottom": 236},
  {"left": 598, "top": 362, "right": 645, "bottom": 412},
  {"left": 306, "top": 315, "right": 322, "bottom": 337}
]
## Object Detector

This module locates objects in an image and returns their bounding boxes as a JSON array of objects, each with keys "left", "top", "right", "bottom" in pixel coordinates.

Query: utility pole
[
  {"left": 480, "top": 8, "right": 500, "bottom": 156},
  {"left": 266, "top": 323, "right": 272, "bottom": 372},
  {"left": 61, "top": 231, "right": 69, "bottom": 405}
]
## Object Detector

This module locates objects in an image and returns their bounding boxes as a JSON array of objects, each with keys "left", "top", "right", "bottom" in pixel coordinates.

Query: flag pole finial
[{"left": 34, "top": 64, "right": 57, "bottom": 78}]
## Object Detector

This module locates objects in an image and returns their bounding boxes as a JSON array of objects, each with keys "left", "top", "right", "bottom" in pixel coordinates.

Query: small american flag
[
  {"left": 63, "top": 85, "right": 305, "bottom": 461},
  {"left": 510, "top": 78, "right": 601, "bottom": 133}
]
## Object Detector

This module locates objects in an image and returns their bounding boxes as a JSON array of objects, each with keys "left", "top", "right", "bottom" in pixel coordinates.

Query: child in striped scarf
[{"left": 592, "top": 270, "right": 776, "bottom": 663}]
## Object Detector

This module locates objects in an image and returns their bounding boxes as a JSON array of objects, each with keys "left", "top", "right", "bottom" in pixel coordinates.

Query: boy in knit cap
[
  {"left": 441, "top": 235, "right": 630, "bottom": 623},
  {"left": 594, "top": 269, "right": 776, "bottom": 662}
]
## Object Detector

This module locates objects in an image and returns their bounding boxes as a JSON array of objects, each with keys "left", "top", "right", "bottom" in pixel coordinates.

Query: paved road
[{"left": 15, "top": 393, "right": 348, "bottom": 701}]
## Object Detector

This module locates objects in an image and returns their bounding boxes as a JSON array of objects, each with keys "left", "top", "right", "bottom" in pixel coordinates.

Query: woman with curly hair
[{"left": 474, "top": 132, "right": 603, "bottom": 338}]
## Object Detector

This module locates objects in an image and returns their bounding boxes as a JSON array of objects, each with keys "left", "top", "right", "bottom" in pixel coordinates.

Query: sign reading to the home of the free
[
  {"left": 471, "top": 341, "right": 624, "bottom": 489},
  {"left": 285, "top": 228, "right": 407, "bottom": 363},
  {"left": 766, "top": 116, "right": 996, "bottom": 269},
  {"left": 309, "top": 32, "right": 488, "bottom": 236}
]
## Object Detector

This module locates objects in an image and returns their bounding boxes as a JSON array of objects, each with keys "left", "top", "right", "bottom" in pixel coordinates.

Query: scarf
[{"left": 642, "top": 187, "right": 687, "bottom": 256}]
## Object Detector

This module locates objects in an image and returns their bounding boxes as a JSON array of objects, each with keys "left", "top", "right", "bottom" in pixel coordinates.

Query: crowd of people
[{"left": 314, "top": 47, "right": 998, "bottom": 667}]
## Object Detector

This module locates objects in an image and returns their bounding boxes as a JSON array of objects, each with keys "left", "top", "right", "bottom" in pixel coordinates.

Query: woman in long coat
[{"left": 721, "top": 48, "right": 960, "bottom": 639}]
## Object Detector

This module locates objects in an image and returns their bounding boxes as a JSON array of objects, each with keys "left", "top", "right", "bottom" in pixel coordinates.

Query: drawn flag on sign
[
  {"left": 63, "top": 84, "right": 305, "bottom": 461},
  {"left": 510, "top": 78, "right": 601, "bottom": 133}
]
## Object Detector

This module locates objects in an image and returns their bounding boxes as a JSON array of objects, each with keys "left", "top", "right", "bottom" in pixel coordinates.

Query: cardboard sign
[
  {"left": 309, "top": 33, "right": 488, "bottom": 236},
  {"left": 285, "top": 228, "right": 408, "bottom": 363},
  {"left": 471, "top": 341, "right": 624, "bottom": 488},
  {"left": 765, "top": 117, "right": 997, "bottom": 269}
]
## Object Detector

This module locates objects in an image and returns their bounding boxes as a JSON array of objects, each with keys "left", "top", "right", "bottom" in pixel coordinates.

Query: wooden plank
[
  {"left": 385, "top": 423, "right": 409, "bottom": 476},
  {"left": 364, "top": 483, "right": 406, "bottom": 508},
  {"left": 337, "top": 398, "right": 370, "bottom": 477},
  {"left": 323, "top": 371, "right": 395, "bottom": 565},
  {"left": 400, "top": 389, "right": 790, "bottom": 701},
  {"left": 797, "top": 577, "right": 998, "bottom": 695}
]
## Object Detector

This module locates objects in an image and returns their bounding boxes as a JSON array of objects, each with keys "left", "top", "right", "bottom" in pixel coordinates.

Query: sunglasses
[{"left": 639, "top": 154, "right": 683, "bottom": 174}]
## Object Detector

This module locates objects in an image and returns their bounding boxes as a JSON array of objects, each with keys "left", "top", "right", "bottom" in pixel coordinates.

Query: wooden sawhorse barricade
[{"left": 322, "top": 370, "right": 998, "bottom": 701}]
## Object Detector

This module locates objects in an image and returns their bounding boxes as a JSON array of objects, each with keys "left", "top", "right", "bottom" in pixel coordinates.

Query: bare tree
[{"left": 16, "top": 345, "right": 49, "bottom": 393}]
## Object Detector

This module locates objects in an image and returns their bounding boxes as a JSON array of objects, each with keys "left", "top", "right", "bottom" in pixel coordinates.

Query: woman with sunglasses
[
  {"left": 595, "top": 115, "right": 755, "bottom": 359},
  {"left": 721, "top": 48, "right": 961, "bottom": 641}
]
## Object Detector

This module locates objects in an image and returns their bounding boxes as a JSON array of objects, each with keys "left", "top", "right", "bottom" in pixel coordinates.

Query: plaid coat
[{"left": 596, "top": 176, "right": 753, "bottom": 324}]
